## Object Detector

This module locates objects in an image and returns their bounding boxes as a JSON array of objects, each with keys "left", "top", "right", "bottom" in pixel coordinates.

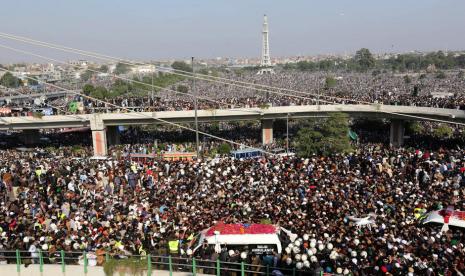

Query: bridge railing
[{"left": 0, "top": 249, "right": 333, "bottom": 276}]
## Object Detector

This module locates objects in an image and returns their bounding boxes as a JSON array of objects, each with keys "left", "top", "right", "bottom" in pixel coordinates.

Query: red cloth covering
[
  {"left": 439, "top": 209, "right": 465, "bottom": 222},
  {"left": 205, "top": 223, "right": 276, "bottom": 236},
  {"left": 454, "top": 211, "right": 465, "bottom": 220}
]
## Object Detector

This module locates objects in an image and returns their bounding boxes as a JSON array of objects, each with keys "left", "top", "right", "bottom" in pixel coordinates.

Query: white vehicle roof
[
  {"left": 205, "top": 233, "right": 280, "bottom": 245},
  {"left": 422, "top": 210, "right": 465, "bottom": 228}
]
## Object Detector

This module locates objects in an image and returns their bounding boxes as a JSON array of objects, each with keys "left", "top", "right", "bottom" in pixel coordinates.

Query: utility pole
[
  {"left": 151, "top": 65, "right": 154, "bottom": 101},
  {"left": 317, "top": 60, "right": 321, "bottom": 106},
  {"left": 192, "top": 57, "right": 200, "bottom": 159},
  {"left": 286, "top": 113, "right": 290, "bottom": 155}
]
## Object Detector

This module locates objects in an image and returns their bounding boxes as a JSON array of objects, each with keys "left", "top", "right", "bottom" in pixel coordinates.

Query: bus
[{"left": 230, "top": 149, "right": 262, "bottom": 159}]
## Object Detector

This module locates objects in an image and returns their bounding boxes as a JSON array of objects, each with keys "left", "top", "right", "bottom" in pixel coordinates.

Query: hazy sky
[{"left": 0, "top": 0, "right": 464, "bottom": 62}]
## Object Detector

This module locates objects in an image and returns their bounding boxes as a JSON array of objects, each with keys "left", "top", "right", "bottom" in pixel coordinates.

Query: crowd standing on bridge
[{"left": 0, "top": 142, "right": 464, "bottom": 275}]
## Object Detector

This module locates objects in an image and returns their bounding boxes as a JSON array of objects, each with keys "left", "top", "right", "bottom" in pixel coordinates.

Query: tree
[
  {"left": 99, "top": 65, "right": 109, "bottom": 73},
  {"left": 403, "top": 75, "right": 412, "bottom": 84},
  {"left": 217, "top": 143, "right": 232, "bottom": 155},
  {"left": 318, "top": 60, "right": 335, "bottom": 71},
  {"left": 114, "top": 63, "right": 132, "bottom": 75},
  {"left": 209, "top": 122, "right": 220, "bottom": 132},
  {"left": 456, "top": 55, "right": 465, "bottom": 68},
  {"left": 354, "top": 48, "right": 375, "bottom": 71},
  {"left": 90, "top": 86, "right": 109, "bottom": 99},
  {"left": 457, "top": 71, "right": 464, "bottom": 79},
  {"left": 0, "top": 72, "right": 21, "bottom": 88},
  {"left": 295, "top": 113, "right": 353, "bottom": 157},
  {"left": 296, "top": 61, "right": 317, "bottom": 71},
  {"left": 80, "top": 70, "right": 93, "bottom": 82},
  {"left": 433, "top": 124, "right": 453, "bottom": 139},
  {"left": 436, "top": 71, "right": 446, "bottom": 79},
  {"left": 406, "top": 122, "right": 423, "bottom": 136},
  {"left": 282, "top": 63, "right": 297, "bottom": 70},
  {"left": 412, "top": 85, "right": 420, "bottom": 97},
  {"left": 324, "top": 76, "right": 337, "bottom": 89},
  {"left": 171, "top": 61, "right": 192, "bottom": 72},
  {"left": 27, "top": 76, "right": 39, "bottom": 86},
  {"left": 82, "top": 84, "right": 95, "bottom": 96},
  {"left": 372, "top": 69, "right": 381, "bottom": 76},
  {"left": 280, "top": 51, "right": 465, "bottom": 73},
  {"left": 176, "top": 85, "right": 189, "bottom": 94},
  {"left": 110, "top": 79, "right": 132, "bottom": 97}
]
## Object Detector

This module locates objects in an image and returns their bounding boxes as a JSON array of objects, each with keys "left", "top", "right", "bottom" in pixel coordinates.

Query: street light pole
[
  {"left": 151, "top": 67, "right": 154, "bottom": 101},
  {"left": 192, "top": 57, "right": 200, "bottom": 159},
  {"left": 317, "top": 61, "right": 320, "bottom": 106},
  {"left": 286, "top": 113, "right": 289, "bottom": 155}
]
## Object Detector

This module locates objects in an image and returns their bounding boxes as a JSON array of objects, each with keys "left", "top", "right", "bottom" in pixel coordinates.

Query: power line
[
  {"left": 0, "top": 40, "right": 332, "bottom": 110},
  {"left": 0, "top": 67, "right": 277, "bottom": 156},
  {"left": 0, "top": 32, "right": 346, "bottom": 104},
  {"left": 0, "top": 68, "right": 87, "bottom": 123},
  {"left": 380, "top": 111, "right": 465, "bottom": 126},
  {"left": 1, "top": 33, "right": 463, "bottom": 133},
  {"left": 0, "top": 43, "right": 264, "bottom": 115}
]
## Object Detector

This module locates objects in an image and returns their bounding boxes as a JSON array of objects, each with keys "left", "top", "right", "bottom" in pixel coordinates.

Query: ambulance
[
  {"left": 193, "top": 223, "right": 284, "bottom": 254},
  {"left": 422, "top": 207, "right": 465, "bottom": 231}
]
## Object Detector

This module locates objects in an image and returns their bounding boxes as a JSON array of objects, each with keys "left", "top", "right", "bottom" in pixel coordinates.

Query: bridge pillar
[
  {"left": 20, "top": 129, "right": 40, "bottom": 145},
  {"left": 261, "top": 119, "right": 274, "bottom": 145},
  {"left": 107, "top": 126, "right": 121, "bottom": 146},
  {"left": 90, "top": 114, "right": 107, "bottom": 156},
  {"left": 390, "top": 119, "right": 405, "bottom": 147}
]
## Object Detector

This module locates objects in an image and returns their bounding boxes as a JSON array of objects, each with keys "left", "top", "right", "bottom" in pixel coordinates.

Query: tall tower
[{"left": 258, "top": 14, "right": 274, "bottom": 74}]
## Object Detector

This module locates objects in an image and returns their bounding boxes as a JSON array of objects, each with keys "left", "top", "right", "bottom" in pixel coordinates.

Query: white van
[{"left": 194, "top": 223, "right": 283, "bottom": 254}]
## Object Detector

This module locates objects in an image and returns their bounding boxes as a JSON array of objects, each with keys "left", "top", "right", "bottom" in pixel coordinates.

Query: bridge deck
[{"left": 0, "top": 104, "right": 463, "bottom": 130}]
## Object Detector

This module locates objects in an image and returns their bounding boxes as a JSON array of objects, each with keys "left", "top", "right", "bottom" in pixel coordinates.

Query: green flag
[
  {"left": 348, "top": 130, "right": 358, "bottom": 141},
  {"left": 69, "top": 102, "right": 78, "bottom": 113}
]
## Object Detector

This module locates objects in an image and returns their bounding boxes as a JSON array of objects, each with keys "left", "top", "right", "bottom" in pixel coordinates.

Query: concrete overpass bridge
[{"left": 1, "top": 104, "right": 463, "bottom": 156}]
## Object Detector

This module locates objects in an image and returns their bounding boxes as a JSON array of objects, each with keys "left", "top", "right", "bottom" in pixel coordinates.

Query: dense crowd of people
[
  {"left": 173, "top": 70, "right": 465, "bottom": 108},
  {"left": 1, "top": 70, "right": 465, "bottom": 116},
  {"left": 68, "top": 70, "right": 465, "bottom": 113},
  {"left": 0, "top": 69, "right": 464, "bottom": 275},
  {"left": 0, "top": 141, "right": 463, "bottom": 275}
]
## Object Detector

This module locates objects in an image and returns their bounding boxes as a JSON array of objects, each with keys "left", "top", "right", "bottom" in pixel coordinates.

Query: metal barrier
[{"left": 0, "top": 250, "right": 331, "bottom": 275}]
